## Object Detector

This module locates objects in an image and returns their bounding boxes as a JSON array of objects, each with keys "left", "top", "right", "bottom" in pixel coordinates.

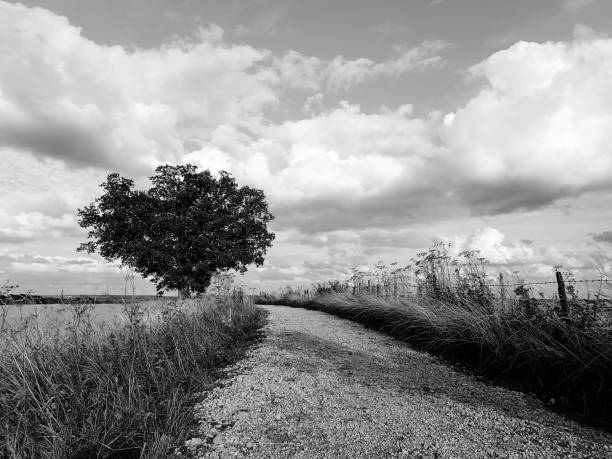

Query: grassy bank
[
  {"left": 257, "top": 292, "right": 612, "bottom": 430},
  {"left": 0, "top": 296, "right": 266, "bottom": 458}
]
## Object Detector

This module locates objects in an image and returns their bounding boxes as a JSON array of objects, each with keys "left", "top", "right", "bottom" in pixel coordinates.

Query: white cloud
[
  {"left": 275, "top": 40, "right": 447, "bottom": 92},
  {"left": 0, "top": 210, "right": 80, "bottom": 243},
  {"left": 0, "top": 2, "right": 278, "bottom": 172},
  {"left": 190, "top": 34, "right": 612, "bottom": 233},
  {"left": 447, "top": 227, "right": 538, "bottom": 265},
  {"left": 437, "top": 227, "right": 602, "bottom": 287},
  {"left": 185, "top": 102, "right": 449, "bottom": 233},
  {"left": 442, "top": 36, "right": 612, "bottom": 213}
]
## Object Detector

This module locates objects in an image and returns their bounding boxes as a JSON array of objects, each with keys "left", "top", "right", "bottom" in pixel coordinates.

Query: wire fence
[{"left": 276, "top": 272, "right": 612, "bottom": 317}]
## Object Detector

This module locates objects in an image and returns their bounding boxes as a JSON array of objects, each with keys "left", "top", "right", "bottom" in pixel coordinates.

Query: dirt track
[{"left": 186, "top": 305, "right": 612, "bottom": 458}]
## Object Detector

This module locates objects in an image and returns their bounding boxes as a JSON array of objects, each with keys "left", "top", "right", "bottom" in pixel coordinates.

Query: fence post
[
  {"left": 367, "top": 279, "right": 371, "bottom": 293},
  {"left": 556, "top": 271, "right": 569, "bottom": 322},
  {"left": 393, "top": 281, "right": 397, "bottom": 298},
  {"left": 376, "top": 284, "right": 380, "bottom": 296},
  {"left": 499, "top": 273, "right": 506, "bottom": 312}
]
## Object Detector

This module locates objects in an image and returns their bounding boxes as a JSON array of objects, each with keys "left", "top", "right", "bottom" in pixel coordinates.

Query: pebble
[{"left": 184, "top": 438, "right": 204, "bottom": 449}]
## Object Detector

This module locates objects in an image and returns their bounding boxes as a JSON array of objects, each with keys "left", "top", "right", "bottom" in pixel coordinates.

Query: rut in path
[{"left": 187, "top": 305, "right": 612, "bottom": 459}]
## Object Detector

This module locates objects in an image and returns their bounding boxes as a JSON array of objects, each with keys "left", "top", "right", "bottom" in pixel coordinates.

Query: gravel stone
[{"left": 191, "top": 305, "right": 612, "bottom": 458}]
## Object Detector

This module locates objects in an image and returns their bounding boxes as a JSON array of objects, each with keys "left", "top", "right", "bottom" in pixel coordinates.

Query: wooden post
[
  {"left": 367, "top": 279, "right": 371, "bottom": 293},
  {"left": 556, "top": 271, "right": 569, "bottom": 322},
  {"left": 376, "top": 284, "right": 380, "bottom": 296},
  {"left": 393, "top": 281, "right": 397, "bottom": 297},
  {"left": 499, "top": 273, "right": 506, "bottom": 312}
]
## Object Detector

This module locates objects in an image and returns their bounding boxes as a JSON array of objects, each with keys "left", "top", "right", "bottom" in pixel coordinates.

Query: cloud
[
  {"left": 0, "top": 1, "right": 447, "bottom": 177},
  {"left": 0, "top": 2, "right": 278, "bottom": 172},
  {"left": 191, "top": 33, "right": 612, "bottom": 235},
  {"left": 0, "top": 149, "right": 104, "bottom": 243},
  {"left": 593, "top": 231, "right": 612, "bottom": 245},
  {"left": 190, "top": 25, "right": 612, "bottom": 231},
  {"left": 563, "top": 0, "right": 594, "bottom": 14},
  {"left": 185, "top": 102, "right": 453, "bottom": 233},
  {"left": 442, "top": 36, "right": 612, "bottom": 214},
  {"left": 438, "top": 227, "right": 594, "bottom": 282},
  {"left": 0, "top": 211, "right": 81, "bottom": 243},
  {"left": 0, "top": 252, "right": 118, "bottom": 274},
  {"left": 276, "top": 41, "right": 448, "bottom": 92}
]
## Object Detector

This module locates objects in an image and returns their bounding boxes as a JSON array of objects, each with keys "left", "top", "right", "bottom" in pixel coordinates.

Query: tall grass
[{"left": 0, "top": 295, "right": 266, "bottom": 458}]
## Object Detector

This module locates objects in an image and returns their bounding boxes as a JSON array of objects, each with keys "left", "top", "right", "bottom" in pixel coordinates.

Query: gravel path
[{"left": 186, "top": 305, "right": 612, "bottom": 459}]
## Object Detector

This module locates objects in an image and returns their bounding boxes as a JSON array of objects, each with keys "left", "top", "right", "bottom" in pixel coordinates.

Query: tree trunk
[{"left": 178, "top": 287, "right": 191, "bottom": 300}]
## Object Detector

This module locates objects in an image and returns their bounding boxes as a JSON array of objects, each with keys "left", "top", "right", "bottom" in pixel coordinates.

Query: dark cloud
[
  {"left": 273, "top": 188, "right": 464, "bottom": 234},
  {"left": 0, "top": 234, "right": 32, "bottom": 244},
  {"left": 457, "top": 181, "right": 572, "bottom": 216},
  {"left": 593, "top": 231, "right": 612, "bottom": 245},
  {"left": 0, "top": 117, "right": 113, "bottom": 170}
]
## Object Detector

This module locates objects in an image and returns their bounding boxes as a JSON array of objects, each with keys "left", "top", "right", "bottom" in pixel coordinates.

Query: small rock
[
  {"left": 246, "top": 442, "right": 255, "bottom": 449},
  {"left": 184, "top": 438, "right": 204, "bottom": 449},
  {"left": 213, "top": 435, "right": 224, "bottom": 445}
]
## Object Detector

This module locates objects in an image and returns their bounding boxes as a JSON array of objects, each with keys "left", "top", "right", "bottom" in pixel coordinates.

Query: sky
[{"left": 1, "top": 0, "right": 612, "bottom": 295}]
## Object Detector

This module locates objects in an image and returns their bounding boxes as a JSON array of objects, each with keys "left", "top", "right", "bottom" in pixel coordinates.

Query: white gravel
[{"left": 186, "top": 305, "right": 612, "bottom": 459}]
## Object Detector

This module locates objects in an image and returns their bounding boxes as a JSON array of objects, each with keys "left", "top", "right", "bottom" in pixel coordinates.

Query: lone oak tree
[{"left": 77, "top": 164, "right": 275, "bottom": 297}]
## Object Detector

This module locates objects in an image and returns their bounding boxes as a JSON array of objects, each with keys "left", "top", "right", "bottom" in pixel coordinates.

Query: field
[
  {"left": 1, "top": 301, "right": 200, "bottom": 331},
  {"left": 0, "top": 296, "right": 267, "bottom": 458}
]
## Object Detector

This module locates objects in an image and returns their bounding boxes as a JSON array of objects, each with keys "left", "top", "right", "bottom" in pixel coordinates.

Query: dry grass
[{"left": 0, "top": 296, "right": 266, "bottom": 458}]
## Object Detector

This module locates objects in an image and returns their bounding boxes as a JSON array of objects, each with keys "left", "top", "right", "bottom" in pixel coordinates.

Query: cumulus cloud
[
  {"left": 0, "top": 2, "right": 277, "bottom": 172},
  {"left": 0, "top": 2, "right": 446, "bottom": 176},
  {"left": 186, "top": 102, "right": 455, "bottom": 232},
  {"left": 442, "top": 34, "right": 612, "bottom": 214},
  {"left": 190, "top": 32, "right": 612, "bottom": 235},
  {"left": 438, "top": 227, "right": 596, "bottom": 285}
]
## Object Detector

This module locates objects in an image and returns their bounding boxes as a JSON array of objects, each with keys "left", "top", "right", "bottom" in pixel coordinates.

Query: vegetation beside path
[{"left": 0, "top": 296, "right": 266, "bottom": 458}]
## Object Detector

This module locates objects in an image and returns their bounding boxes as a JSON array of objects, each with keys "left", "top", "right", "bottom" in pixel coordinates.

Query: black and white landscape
[{"left": 1, "top": 1, "right": 611, "bottom": 458}]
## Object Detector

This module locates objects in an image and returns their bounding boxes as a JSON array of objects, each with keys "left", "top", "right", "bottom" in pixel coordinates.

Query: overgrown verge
[
  {"left": 257, "top": 293, "right": 612, "bottom": 431},
  {"left": 0, "top": 296, "right": 267, "bottom": 458}
]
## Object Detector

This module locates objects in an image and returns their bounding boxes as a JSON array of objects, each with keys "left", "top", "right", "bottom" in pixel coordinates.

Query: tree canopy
[{"left": 77, "top": 164, "right": 275, "bottom": 295}]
